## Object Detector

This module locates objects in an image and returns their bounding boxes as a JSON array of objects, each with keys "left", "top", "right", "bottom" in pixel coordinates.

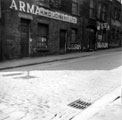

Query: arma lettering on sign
[{"left": 9, "top": 0, "right": 77, "bottom": 24}]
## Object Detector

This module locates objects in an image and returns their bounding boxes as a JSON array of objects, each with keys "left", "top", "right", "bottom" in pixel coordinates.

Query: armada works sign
[{"left": 9, "top": 0, "right": 77, "bottom": 24}]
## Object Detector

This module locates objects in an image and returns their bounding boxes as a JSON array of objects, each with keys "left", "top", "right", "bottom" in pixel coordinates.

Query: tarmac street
[{"left": 0, "top": 49, "right": 122, "bottom": 120}]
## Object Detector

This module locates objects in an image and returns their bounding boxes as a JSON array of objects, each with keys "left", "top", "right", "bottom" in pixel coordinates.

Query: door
[
  {"left": 60, "top": 30, "right": 67, "bottom": 51},
  {"left": 87, "top": 29, "right": 96, "bottom": 50},
  {"left": 20, "top": 19, "right": 30, "bottom": 57}
]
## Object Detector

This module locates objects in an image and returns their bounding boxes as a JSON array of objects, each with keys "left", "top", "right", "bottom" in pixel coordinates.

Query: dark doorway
[
  {"left": 20, "top": 19, "right": 30, "bottom": 57},
  {"left": 87, "top": 29, "right": 96, "bottom": 50},
  {"left": 60, "top": 30, "right": 67, "bottom": 51}
]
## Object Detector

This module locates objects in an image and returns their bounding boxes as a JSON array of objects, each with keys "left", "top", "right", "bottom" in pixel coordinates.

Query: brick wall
[{"left": 1, "top": 0, "right": 81, "bottom": 60}]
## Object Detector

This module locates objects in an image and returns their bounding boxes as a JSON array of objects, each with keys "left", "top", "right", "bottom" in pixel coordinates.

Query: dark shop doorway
[
  {"left": 60, "top": 30, "right": 67, "bottom": 52},
  {"left": 20, "top": 19, "right": 30, "bottom": 57}
]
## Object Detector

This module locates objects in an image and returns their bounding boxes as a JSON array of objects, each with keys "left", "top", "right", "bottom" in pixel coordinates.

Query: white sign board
[{"left": 9, "top": 0, "right": 77, "bottom": 24}]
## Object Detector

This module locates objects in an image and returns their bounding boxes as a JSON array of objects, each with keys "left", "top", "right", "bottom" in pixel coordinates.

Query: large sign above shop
[
  {"left": 97, "top": 22, "right": 110, "bottom": 31},
  {"left": 9, "top": 0, "right": 77, "bottom": 24}
]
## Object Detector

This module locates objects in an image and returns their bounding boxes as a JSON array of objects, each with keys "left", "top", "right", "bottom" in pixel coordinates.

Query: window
[
  {"left": 102, "top": 4, "right": 107, "bottom": 21},
  {"left": 49, "top": 0, "right": 61, "bottom": 9},
  {"left": 37, "top": 24, "right": 48, "bottom": 49},
  {"left": 89, "top": 0, "right": 95, "bottom": 18},
  {"left": 114, "top": 8, "right": 121, "bottom": 20},
  {"left": 72, "top": 0, "right": 79, "bottom": 15},
  {"left": 114, "top": 7, "right": 117, "bottom": 19},
  {"left": 97, "top": 3, "right": 101, "bottom": 19},
  {"left": 38, "top": 0, "right": 49, "bottom": 8},
  {"left": 71, "top": 29, "right": 77, "bottom": 43}
]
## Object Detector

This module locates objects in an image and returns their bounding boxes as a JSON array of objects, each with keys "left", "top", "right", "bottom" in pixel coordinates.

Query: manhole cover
[{"left": 68, "top": 99, "right": 91, "bottom": 110}]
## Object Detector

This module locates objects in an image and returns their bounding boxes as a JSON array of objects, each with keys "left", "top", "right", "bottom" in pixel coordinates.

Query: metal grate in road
[{"left": 68, "top": 99, "right": 92, "bottom": 110}]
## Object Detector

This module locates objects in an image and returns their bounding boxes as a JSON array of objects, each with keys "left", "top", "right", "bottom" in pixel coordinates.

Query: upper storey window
[
  {"left": 72, "top": 0, "right": 79, "bottom": 15},
  {"left": 49, "top": 0, "right": 61, "bottom": 9},
  {"left": 89, "top": 0, "right": 95, "bottom": 18},
  {"left": 38, "top": 0, "right": 49, "bottom": 8}
]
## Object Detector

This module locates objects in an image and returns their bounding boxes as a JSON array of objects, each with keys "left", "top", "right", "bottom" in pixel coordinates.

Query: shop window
[
  {"left": 71, "top": 29, "right": 77, "bottom": 43},
  {"left": 72, "top": 0, "right": 79, "bottom": 15},
  {"left": 37, "top": 24, "right": 48, "bottom": 50},
  {"left": 89, "top": 0, "right": 95, "bottom": 18}
]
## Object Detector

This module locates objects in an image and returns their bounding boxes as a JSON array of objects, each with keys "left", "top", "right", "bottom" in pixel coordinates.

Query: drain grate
[{"left": 68, "top": 99, "right": 92, "bottom": 110}]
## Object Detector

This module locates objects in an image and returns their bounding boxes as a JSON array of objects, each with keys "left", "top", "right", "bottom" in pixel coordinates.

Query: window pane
[
  {"left": 72, "top": 0, "right": 78, "bottom": 14},
  {"left": 98, "top": 4, "right": 101, "bottom": 19},
  {"left": 90, "top": 0, "right": 94, "bottom": 8}
]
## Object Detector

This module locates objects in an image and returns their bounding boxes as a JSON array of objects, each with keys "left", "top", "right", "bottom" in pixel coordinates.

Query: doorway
[
  {"left": 60, "top": 30, "right": 67, "bottom": 52},
  {"left": 20, "top": 19, "right": 30, "bottom": 57},
  {"left": 87, "top": 29, "right": 96, "bottom": 50}
]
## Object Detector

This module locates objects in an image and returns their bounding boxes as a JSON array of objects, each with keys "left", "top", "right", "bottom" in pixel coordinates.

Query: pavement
[
  {"left": 73, "top": 87, "right": 122, "bottom": 120},
  {"left": 0, "top": 47, "right": 122, "bottom": 70},
  {"left": 89, "top": 97, "right": 122, "bottom": 120},
  {"left": 0, "top": 47, "right": 122, "bottom": 120}
]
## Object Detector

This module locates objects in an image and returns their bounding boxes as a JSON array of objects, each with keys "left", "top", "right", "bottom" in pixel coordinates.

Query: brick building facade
[
  {"left": 109, "top": 0, "right": 121, "bottom": 47},
  {"left": 0, "top": 0, "right": 82, "bottom": 60},
  {"left": 0, "top": 0, "right": 121, "bottom": 60}
]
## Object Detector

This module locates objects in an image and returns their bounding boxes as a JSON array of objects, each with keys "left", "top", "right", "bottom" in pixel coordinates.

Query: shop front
[
  {"left": 1, "top": 0, "right": 79, "bottom": 60},
  {"left": 85, "top": 18, "right": 97, "bottom": 51},
  {"left": 96, "top": 22, "right": 110, "bottom": 49},
  {"left": 109, "top": 19, "right": 121, "bottom": 47},
  {"left": 67, "top": 28, "right": 81, "bottom": 52}
]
